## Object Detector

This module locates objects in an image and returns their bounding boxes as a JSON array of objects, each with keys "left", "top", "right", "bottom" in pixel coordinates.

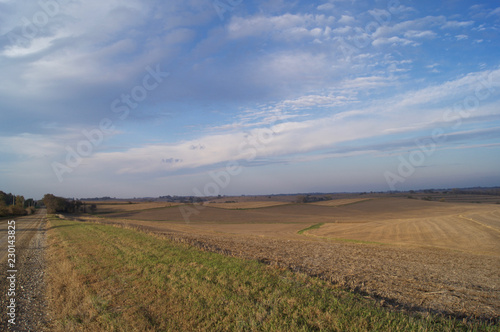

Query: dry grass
[{"left": 45, "top": 220, "right": 102, "bottom": 331}]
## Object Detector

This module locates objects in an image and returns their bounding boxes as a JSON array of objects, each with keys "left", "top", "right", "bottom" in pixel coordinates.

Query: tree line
[
  {"left": 0, "top": 191, "right": 37, "bottom": 217},
  {"left": 0, "top": 191, "right": 98, "bottom": 217},
  {"left": 42, "top": 194, "right": 96, "bottom": 214}
]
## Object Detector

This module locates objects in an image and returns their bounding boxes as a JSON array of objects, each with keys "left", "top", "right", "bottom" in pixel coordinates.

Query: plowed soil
[
  {"left": 205, "top": 201, "right": 291, "bottom": 209},
  {"left": 93, "top": 202, "right": 181, "bottom": 214}
]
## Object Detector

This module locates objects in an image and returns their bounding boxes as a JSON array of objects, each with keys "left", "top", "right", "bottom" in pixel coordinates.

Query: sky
[{"left": 0, "top": 0, "right": 499, "bottom": 199}]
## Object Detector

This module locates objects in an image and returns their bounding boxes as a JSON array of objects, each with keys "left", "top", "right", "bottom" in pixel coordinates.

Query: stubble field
[{"left": 82, "top": 197, "right": 500, "bottom": 322}]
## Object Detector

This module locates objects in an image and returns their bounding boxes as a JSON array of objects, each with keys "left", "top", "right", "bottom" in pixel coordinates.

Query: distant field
[
  {"left": 92, "top": 202, "right": 181, "bottom": 214},
  {"left": 205, "top": 201, "right": 291, "bottom": 209},
  {"left": 93, "top": 197, "right": 500, "bottom": 256},
  {"left": 104, "top": 197, "right": 492, "bottom": 224},
  {"left": 308, "top": 198, "right": 372, "bottom": 206}
]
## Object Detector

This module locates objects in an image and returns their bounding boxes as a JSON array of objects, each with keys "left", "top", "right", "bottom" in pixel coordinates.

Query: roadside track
[
  {"left": 0, "top": 209, "right": 47, "bottom": 330},
  {"left": 0, "top": 209, "right": 46, "bottom": 263}
]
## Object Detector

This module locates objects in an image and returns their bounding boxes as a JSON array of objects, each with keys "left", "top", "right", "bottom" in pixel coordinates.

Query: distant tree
[
  {"left": 43, "top": 194, "right": 75, "bottom": 214},
  {"left": 15, "top": 195, "right": 25, "bottom": 208},
  {"left": 0, "top": 200, "right": 8, "bottom": 217},
  {"left": 0, "top": 192, "right": 29, "bottom": 216},
  {"left": 297, "top": 195, "right": 310, "bottom": 203},
  {"left": 0, "top": 191, "right": 14, "bottom": 206}
]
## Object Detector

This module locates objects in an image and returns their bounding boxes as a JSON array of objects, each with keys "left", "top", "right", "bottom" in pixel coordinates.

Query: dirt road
[
  {"left": 0, "top": 210, "right": 46, "bottom": 263},
  {"left": 0, "top": 209, "right": 48, "bottom": 330}
]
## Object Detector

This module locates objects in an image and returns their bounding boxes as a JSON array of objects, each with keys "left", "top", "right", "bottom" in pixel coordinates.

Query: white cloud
[
  {"left": 338, "top": 15, "right": 355, "bottom": 24},
  {"left": 227, "top": 13, "right": 335, "bottom": 40},
  {"left": 441, "top": 20, "right": 474, "bottom": 29},
  {"left": 73, "top": 68, "right": 500, "bottom": 178},
  {"left": 392, "top": 68, "right": 500, "bottom": 110},
  {"left": 455, "top": 34, "right": 468, "bottom": 40},
  {"left": 488, "top": 7, "right": 500, "bottom": 16},
  {"left": 332, "top": 26, "right": 352, "bottom": 34},
  {"left": 317, "top": 3, "right": 334, "bottom": 11},
  {"left": 372, "top": 36, "right": 417, "bottom": 47},
  {"left": 339, "top": 76, "right": 396, "bottom": 90},
  {"left": 2, "top": 34, "right": 63, "bottom": 57},
  {"left": 403, "top": 30, "right": 436, "bottom": 39},
  {"left": 373, "top": 16, "right": 446, "bottom": 38},
  {"left": 279, "top": 94, "right": 353, "bottom": 109},
  {"left": 0, "top": 133, "right": 63, "bottom": 158}
]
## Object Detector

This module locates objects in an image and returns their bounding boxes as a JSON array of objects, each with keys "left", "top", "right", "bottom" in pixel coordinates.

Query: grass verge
[{"left": 46, "top": 216, "right": 497, "bottom": 331}]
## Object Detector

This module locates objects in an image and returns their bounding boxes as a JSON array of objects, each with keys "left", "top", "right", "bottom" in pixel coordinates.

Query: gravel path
[{"left": 0, "top": 211, "right": 48, "bottom": 331}]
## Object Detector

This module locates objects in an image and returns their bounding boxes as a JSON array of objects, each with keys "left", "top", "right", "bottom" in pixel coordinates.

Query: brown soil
[
  {"left": 107, "top": 197, "right": 485, "bottom": 224},
  {"left": 205, "top": 201, "right": 291, "bottom": 209},
  {"left": 94, "top": 202, "right": 181, "bottom": 214},
  {"left": 308, "top": 198, "right": 373, "bottom": 206}
]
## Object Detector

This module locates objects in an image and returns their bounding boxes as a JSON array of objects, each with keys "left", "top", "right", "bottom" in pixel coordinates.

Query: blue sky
[{"left": 1, "top": 0, "right": 499, "bottom": 199}]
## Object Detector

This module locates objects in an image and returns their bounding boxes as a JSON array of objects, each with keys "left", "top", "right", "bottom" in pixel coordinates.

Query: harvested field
[
  {"left": 308, "top": 198, "right": 372, "bottom": 206},
  {"left": 90, "top": 197, "right": 500, "bottom": 321},
  {"left": 308, "top": 214, "right": 500, "bottom": 255},
  {"left": 105, "top": 197, "right": 489, "bottom": 224},
  {"left": 93, "top": 202, "right": 180, "bottom": 214},
  {"left": 106, "top": 204, "right": 341, "bottom": 223},
  {"left": 462, "top": 209, "right": 500, "bottom": 232},
  {"left": 205, "top": 201, "right": 291, "bottom": 209}
]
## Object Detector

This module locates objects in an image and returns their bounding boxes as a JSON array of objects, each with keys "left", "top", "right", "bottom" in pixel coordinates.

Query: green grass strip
[{"left": 298, "top": 222, "right": 325, "bottom": 234}]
